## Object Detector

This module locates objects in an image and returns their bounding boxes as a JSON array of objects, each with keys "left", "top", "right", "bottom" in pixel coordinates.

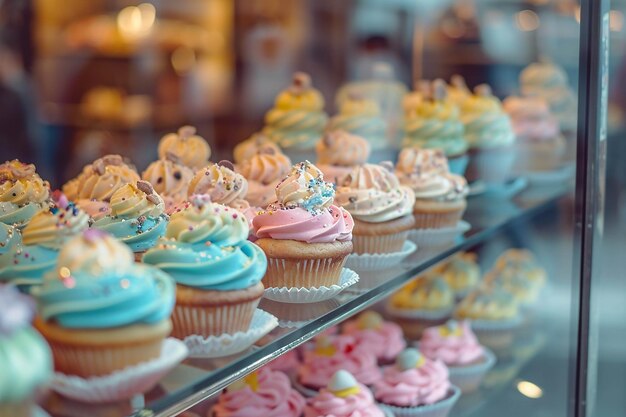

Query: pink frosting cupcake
[
  {"left": 342, "top": 311, "right": 406, "bottom": 363},
  {"left": 374, "top": 348, "right": 460, "bottom": 417},
  {"left": 304, "top": 370, "right": 386, "bottom": 417},
  {"left": 420, "top": 320, "right": 495, "bottom": 393},
  {"left": 298, "top": 334, "right": 381, "bottom": 391},
  {"left": 212, "top": 368, "right": 305, "bottom": 417}
]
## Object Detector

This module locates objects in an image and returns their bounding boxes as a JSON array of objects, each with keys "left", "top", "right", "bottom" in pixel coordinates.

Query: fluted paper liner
[
  {"left": 447, "top": 348, "right": 496, "bottom": 393},
  {"left": 263, "top": 268, "right": 359, "bottom": 303},
  {"left": 408, "top": 221, "right": 470, "bottom": 248},
  {"left": 377, "top": 385, "right": 461, "bottom": 417}
]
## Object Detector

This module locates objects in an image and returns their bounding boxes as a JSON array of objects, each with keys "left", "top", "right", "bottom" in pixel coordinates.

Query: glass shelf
[{"left": 41, "top": 178, "right": 573, "bottom": 417}]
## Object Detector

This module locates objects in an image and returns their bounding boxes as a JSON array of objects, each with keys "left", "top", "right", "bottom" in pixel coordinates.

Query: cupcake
[
  {"left": 233, "top": 132, "right": 282, "bottom": 165},
  {"left": 298, "top": 335, "right": 381, "bottom": 391},
  {"left": 373, "top": 348, "right": 460, "bottom": 417},
  {"left": 67, "top": 154, "right": 140, "bottom": 220},
  {"left": 483, "top": 267, "right": 541, "bottom": 307},
  {"left": 395, "top": 148, "right": 468, "bottom": 230},
  {"left": 0, "top": 192, "right": 89, "bottom": 289},
  {"left": 142, "top": 195, "right": 266, "bottom": 338},
  {"left": 403, "top": 80, "right": 468, "bottom": 175},
  {"left": 461, "top": 85, "right": 516, "bottom": 184},
  {"left": 341, "top": 311, "right": 406, "bottom": 363},
  {"left": 304, "top": 370, "right": 386, "bottom": 417},
  {"left": 142, "top": 152, "right": 195, "bottom": 213},
  {"left": 315, "top": 130, "right": 371, "bottom": 185},
  {"left": 503, "top": 96, "right": 566, "bottom": 173},
  {"left": 0, "top": 160, "right": 50, "bottom": 228},
  {"left": 158, "top": 125, "right": 211, "bottom": 170},
  {"left": 326, "top": 90, "right": 388, "bottom": 151},
  {"left": 263, "top": 72, "right": 328, "bottom": 162},
  {"left": 34, "top": 229, "right": 175, "bottom": 377},
  {"left": 420, "top": 320, "right": 496, "bottom": 393},
  {"left": 93, "top": 180, "right": 168, "bottom": 257},
  {"left": 212, "top": 368, "right": 305, "bottom": 417},
  {"left": 446, "top": 75, "right": 471, "bottom": 109},
  {"left": 388, "top": 276, "right": 454, "bottom": 340},
  {"left": 335, "top": 163, "right": 414, "bottom": 254},
  {"left": 252, "top": 161, "right": 354, "bottom": 288},
  {"left": 493, "top": 248, "right": 547, "bottom": 285},
  {"left": 238, "top": 148, "right": 292, "bottom": 208},
  {"left": 434, "top": 252, "right": 480, "bottom": 299},
  {"left": 0, "top": 285, "right": 52, "bottom": 417},
  {"left": 402, "top": 80, "right": 429, "bottom": 115}
]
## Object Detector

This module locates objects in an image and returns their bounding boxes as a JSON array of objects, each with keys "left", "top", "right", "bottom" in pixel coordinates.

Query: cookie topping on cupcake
[{"left": 158, "top": 125, "right": 211, "bottom": 169}]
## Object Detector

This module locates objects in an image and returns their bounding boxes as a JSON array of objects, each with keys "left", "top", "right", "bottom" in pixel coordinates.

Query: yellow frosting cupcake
[
  {"left": 434, "top": 252, "right": 480, "bottom": 297},
  {"left": 390, "top": 276, "right": 454, "bottom": 313},
  {"left": 455, "top": 286, "right": 519, "bottom": 322}
]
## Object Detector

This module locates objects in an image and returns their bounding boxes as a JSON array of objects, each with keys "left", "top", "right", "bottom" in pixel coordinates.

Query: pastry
[
  {"left": 0, "top": 192, "right": 89, "bottom": 289},
  {"left": 335, "top": 162, "right": 414, "bottom": 254},
  {"left": 0, "top": 285, "right": 52, "bottom": 417},
  {"left": 446, "top": 75, "right": 471, "bottom": 109},
  {"left": 93, "top": 180, "right": 168, "bottom": 256},
  {"left": 34, "top": 229, "right": 175, "bottom": 377},
  {"left": 304, "top": 370, "right": 385, "bottom": 417},
  {"left": 326, "top": 90, "right": 388, "bottom": 150},
  {"left": 142, "top": 152, "right": 195, "bottom": 213},
  {"left": 0, "top": 160, "right": 50, "bottom": 228},
  {"left": 298, "top": 334, "right": 381, "bottom": 390},
  {"left": 158, "top": 125, "right": 211, "bottom": 169},
  {"left": 434, "top": 252, "right": 480, "bottom": 299},
  {"left": 493, "top": 248, "right": 547, "bottom": 285},
  {"left": 420, "top": 320, "right": 495, "bottom": 393},
  {"left": 143, "top": 195, "right": 266, "bottom": 338},
  {"left": 238, "top": 148, "right": 292, "bottom": 208},
  {"left": 454, "top": 285, "right": 519, "bottom": 322},
  {"left": 233, "top": 132, "right": 282, "bottom": 164},
  {"left": 395, "top": 148, "right": 468, "bottom": 229},
  {"left": 315, "top": 130, "right": 370, "bottom": 184},
  {"left": 253, "top": 161, "right": 353, "bottom": 288},
  {"left": 373, "top": 348, "right": 459, "bottom": 416},
  {"left": 341, "top": 311, "right": 406, "bottom": 363},
  {"left": 212, "top": 368, "right": 305, "bottom": 417}
]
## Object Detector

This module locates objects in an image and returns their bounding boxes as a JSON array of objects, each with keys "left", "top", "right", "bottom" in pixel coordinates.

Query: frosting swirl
[
  {"left": 390, "top": 277, "right": 454, "bottom": 311},
  {"left": 503, "top": 96, "right": 561, "bottom": 142},
  {"left": 233, "top": 133, "right": 282, "bottom": 164},
  {"left": 141, "top": 157, "right": 194, "bottom": 210},
  {"left": 342, "top": 311, "right": 406, "bottom": 362},
  {"left": 461, "top": 85, "right": 515, "bottom": 149},
  {"left": 327, "top": 94, "right": 387, "bottom": 150},
  {"left": 0, "top": 160, "right": 50, "bottom": 227},
  {"left": 420, "top": 320, "right": 485, "bottom": 366},
  {"left": 335, "top": 163, "right": 414, "bottom": 223},
  {"left": 214, "top": 368, "right": 305, "bottom": 417},
  {"left": 454, "top": 285, "right": 519, "bottom": 321},
  {"left": 316, "top": 130, "right": 371, "bottom": 167},
  {"left": 0, "top": 223, "right": 20, "bottom": 256},
  {"left": 73, "top": 155, "right": 140, "bottom": 202},
  {"left": 188, "top": 163, "right": 249, "bottom": 208},
  {"left": 36, "top": 230, "right": 175, "bottom": 328},
  {"left": 157, "top": 125, "right": 211, "bottom": 169},
  {"left": 239, "top": 151, "right": 292, "bottom": 208}
]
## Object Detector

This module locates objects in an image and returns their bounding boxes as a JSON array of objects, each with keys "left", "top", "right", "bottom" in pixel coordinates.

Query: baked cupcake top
[
  {"left": 0, "top": 193, "right": 90, "bottom": 288},
  {"left": 233, "top": 133, "right": 282, "bottom": 164},
  {"left": 93, "top": 181, "right": 168, "bottom": 252},
  {"left": 36, "top": 229, "right": 175, "bottom": 329},
  {"left": 214, "top": 368, "right": 305, "bottom": 417},
  {"left": 316, "top": 130, "right": 371, "bottom": 167},
  {"left": 341, "top": 311, "right": 406, "bottom": 362},
  {"left": 390, "top": 276, "right": 454, "bottom": 311},
  {"left": 298, "top": 334, "right": 381, "bottom": 389},
  {"left": 238, "top": 149, "right": 292, "bottom": 208},
  {"left": 335, "top": 162, "right": 414, "bottom": 223},
  {"left": 263, "top": 72, "right": 328, "bottom": 150},
  {"left": 157, "top": 125, "right": 211, "bottom": 169},
  {"left": 435, "top": 252, "right": 480, "bottom": 295},
  {"left": 326, "top": 91, "right": 387, "bottom": 150},
  {"left": 304, "top": 370, "right": 385, "bottom": 417},
  {"left": 403, "top": 79, "right": 468, "bottom": 157},
  {"left": 0, "top": 160, "right": 50, "bottom": 227},
  {"left": 503, "top": 96, "right": 561, "bottom": 142},
  {"left": 142, "top": 152, "right": 195, "bottom": 210},
  {"left": 0, "top": 284, "right": 52, "bottom": 404},
  {"left": 395, "top": 148, "right": 468, "bottom": 202},
  {"left": 374, "top": 348, "right": 450, "bottom": 407},
  {"left": 455, "top": 285, "right": 519, "bottom": 321},
  {"left": 460, "top": 84, "right": 515, "bottom": 149},
  {"left": 420, "top": 320, "right": 485, "bottom": 366},
  {"left": 142, "top": 195, "right": 265, "bottom": 291},
  {"left": 253, "top": 161, "right": 353, "bottom": 243}
]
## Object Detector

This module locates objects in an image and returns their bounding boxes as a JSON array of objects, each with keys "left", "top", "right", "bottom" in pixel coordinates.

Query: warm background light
[{"left": 517, "top": 380, "right": 544, "bottom": 399}]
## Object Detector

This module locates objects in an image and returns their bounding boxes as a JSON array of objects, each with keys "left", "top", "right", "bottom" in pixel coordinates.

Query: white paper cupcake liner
[
  {"left": 263, "top": 268, "right": 359, "bottom": 304},
  {"left": 448, "top": 348, "right": 497, "bottom": 394},
  {"left": 183, "top": 309, "right": 278, "bottom": 358},
  {"left": 378, "top": 385, "right": 461, "bottom": 417},
  {"left": 51, "top": 338, "right": 188, "bottom": 403},
  {"left": 408, "top": 221, "right": 470, "bottom": 248},
  {"left": 345, "top": 241, "right": 417, "bottom": 272},
  {"left": 386, "top": 304, "right": 454, "bottom": 321}
]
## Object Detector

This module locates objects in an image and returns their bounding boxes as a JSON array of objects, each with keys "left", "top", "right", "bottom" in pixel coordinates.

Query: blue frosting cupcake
[{"left": 0, "top": 160, "right": 50, "bottom": 228}]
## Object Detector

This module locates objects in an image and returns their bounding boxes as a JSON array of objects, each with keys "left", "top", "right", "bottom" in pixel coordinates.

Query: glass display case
[{"left": 0, "top": 0, "right": 624, "bottom": 417}]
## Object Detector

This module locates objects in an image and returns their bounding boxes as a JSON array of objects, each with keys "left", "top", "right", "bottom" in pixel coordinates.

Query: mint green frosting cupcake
[
  {"left": 143, "top": 195, "right": 267, "bottom": 291},
  {"left": 0, "top": 285, "right": 52, "bottom": 411}
]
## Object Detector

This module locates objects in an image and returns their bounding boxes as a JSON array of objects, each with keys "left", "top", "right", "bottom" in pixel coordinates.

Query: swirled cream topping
[
  {"left": 157, "top": 125, "right": 211, "bottom": 169},
  {"left": 335, "top": 163, "right": 414, "bottom": 223},
  {"left": 233, "top": 133, "right": 282, "bottom": 164},
  {"left": 0, "top": 160, "right": 50, "bottom": 205},
  {"left": 272, "top": 161, "right": 335, "bottom": 213},
  {"left": 73, "top": 155, "right": 140, "bottom": 202},
  {"left": 316, "top": 130, "right": 371, "bottom": 167},
  {"left": 461, "top": 84, "right": 515, "bottom": 149},
  {"left": 238, "top": 150, "right": 292, "bottom": 186},
  {"left": 141, "top": 155, "right": 194, "bottom": 203},
  {"left": 326, "top": 91, "right": 388, "bottom": 149},
  {"left": 109, "top": 181, "right": 165, "bottom": 219},
  {"left": 188, "top": 161, "right": 248, "bottom": 208}
]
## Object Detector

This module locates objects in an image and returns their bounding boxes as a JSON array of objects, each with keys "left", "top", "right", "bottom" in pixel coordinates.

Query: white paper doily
[
  {"left": 408, "top": 221, "right": 470, "bottom": 248},
  {"left": 52, "top": 338, "right": 188, "bottom": 403},
  {"left": 183, "top": 309, "right": 278, "bottom": 358},
  {"left": 345, "top": 241, "right": 417, "bottom": 272},
  {"left": 263, "top": 268, "right": 359, "bottom": 304}
]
